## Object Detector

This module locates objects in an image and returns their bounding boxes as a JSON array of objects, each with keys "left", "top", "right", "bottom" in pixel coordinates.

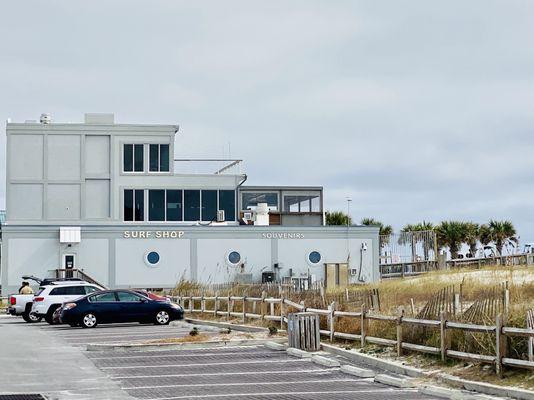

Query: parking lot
[{"left": 0, "top": 315, "right": 439, "bottom": 400}]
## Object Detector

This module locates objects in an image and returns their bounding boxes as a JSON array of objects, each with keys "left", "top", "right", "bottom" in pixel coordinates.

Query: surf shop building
[{"left": 0, "top": 113, "right": 379, "bottom": 294}]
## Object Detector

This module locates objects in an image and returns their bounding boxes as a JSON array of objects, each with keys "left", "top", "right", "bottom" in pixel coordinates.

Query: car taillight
[
  {"left": 63, "top": 303, "right": 77, "bottom": 310},
  {"left": 10, "top": 297, "right": 16, "bottom": 305},
  {"left": 34, "top": 297, "right": 44, "bottom": 302}
]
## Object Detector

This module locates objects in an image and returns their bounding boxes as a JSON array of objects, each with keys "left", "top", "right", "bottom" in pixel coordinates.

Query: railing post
[
  {"left": 360, "top": 303, "right": 368, "bottom": 348},
  {"left": 397, "top": 308, "right": 404, "bottom": 357},
  {"left": 201, "top": 293, "right": 205, "bottom": 314},
  {"left": 227, "top": 295, "right": 232, "bottom": 320},
  {"left": 328, "top": 301, "right": 336, "bottom": 342},
  {"left": 280, "top": 297, "right": 285, "bottom": 329},
  {"left": 496, "top": 313, "right": 507, "bottom": 377},
  {"left": 270, "top": 301, "right": 275, "bottom": 318},
  {"left": 440, "top": 311, "right": 448, "bottom": 362},
  {"left": 189, "top": 296, "right": 193, "bottom": 314},
  {"left": 214, "top": 292, "right": 219, "bottom": 317},
  {"left": 242, "top": 296, "right": 247, "bottom": 323},
  {"left": 261, "top": 291, "right": 266, "bottom": 321}
]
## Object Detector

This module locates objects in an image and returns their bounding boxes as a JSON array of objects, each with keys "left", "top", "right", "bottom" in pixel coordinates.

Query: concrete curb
[
  {"left": 419, "top": 385, "right": 466, "bottom": 399},
  {"left": 438, "top": 373, "right": 534, "bottom": 400},
  {"left": 340, "top": 365, "right": 376, "bottom": 378},
  {"left": 86, "top": 338, "right": 284, "bottom": 352},
  {"left": 185, "top": 318, "right": 268, "bottom": 333},
  {"left": 286, "top": 347, "right": 313, "bottom": 358},
  {"left": 374, "top": 374, "right": 415, "bottom": 388},
  {"left": 264, "top": 341, "right": 287, "bottom": 351},
  {"left": 321, "top": 343, "right": 425, "bottom": 378},
  {"left": 311, "top": 354, "right": 341, "bottom": 367}
]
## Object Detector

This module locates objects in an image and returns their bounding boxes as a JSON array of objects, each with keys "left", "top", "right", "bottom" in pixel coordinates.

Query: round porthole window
[
  {"left": 227, "top": 251, "right": 241, "bottom": 265},
  {"left": 308, "top": 251, "right": 322, "bottom": 265},
  {"left": 145, "top": 251, "right": 161, "bottom": 267}
]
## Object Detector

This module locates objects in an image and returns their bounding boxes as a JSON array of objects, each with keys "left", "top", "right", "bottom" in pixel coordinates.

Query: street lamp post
[{"left": 346, "top": 198, "right": 352, "bottom": 227}]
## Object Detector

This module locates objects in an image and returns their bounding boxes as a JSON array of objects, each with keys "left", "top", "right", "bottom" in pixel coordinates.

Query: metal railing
[
  {"left": 173, "top": 159, "right": 244, "bottom": 175},
  {"left": 53, "top": 269, "right": 107, "bottom": 289},
  {"left": 174, "top": 293, "right": 534, "bottom": 375}
]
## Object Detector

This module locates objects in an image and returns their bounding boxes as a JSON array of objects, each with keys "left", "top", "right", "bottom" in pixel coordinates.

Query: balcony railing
[{"left": 173, "top": 159, "right": 244, "bottom": 175}]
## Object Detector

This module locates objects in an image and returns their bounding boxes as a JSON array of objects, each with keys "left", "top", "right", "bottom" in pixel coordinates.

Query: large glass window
[
  {"left": 149, "top": 144, "right": 170, "bottom": 172},
  {"left": 90, "top": 292, "right": 118, "bottom": 302},
  {"left": 241, "top": 192, "right": 278, "bottom": 211},
  {"left": 123, "top": 144, "right": 144, "bottom": 172},
  {"left": 201, "top": 190, "right": 217, "bottom": 221},
  {"left": 219, "top": 190, "right": 236, "bottom": 221},
  {"left": 283, "top": 193, "right": 321, "bottom": 213},
  {"left": 166, "top": 190, "right": 183, "bottom": 221},
  {"left": 184, "top": 190, "right": 200, "bottom": 221},
  {"left": 124, "top": 189, "right": 144, "bottom": 221},
  {"left": 117, "top": 291, "right": 144, "bottom": 302},
  {"left": 148, "top": 190, "right": 165, "bottom": 221}
]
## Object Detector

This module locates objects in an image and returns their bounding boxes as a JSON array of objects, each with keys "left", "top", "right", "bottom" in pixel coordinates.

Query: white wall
[{"left": 7, "top": 239, "right": 59, "bottom": 286}]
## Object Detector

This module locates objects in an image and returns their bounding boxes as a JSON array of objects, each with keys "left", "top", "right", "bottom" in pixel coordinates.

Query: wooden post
[
  {"left": 503, "top": 289, "right": 510, "bottom": 316},
  {"left": 270, "top": 301, "right": 275, "bottom": 318},
  {"left": 242, "top": 296, "right": 247, "bottom": 323},
  {"left": 496, "top": 313, "right": 507, "bottom": 377},
  {"left": 260, "top": 291, "right": 266, "bottom": 321},
  {"left": 410, "top": 298, "right": 415, "bottom": 316},
  {"left": 397, "top": 308, "right": 404, "bottom": 357},
  {"left": 360, "top": 303, "right": 368, "bottom": 348},
  {"left": 440, "top": 311, "right": 448, "bottom": 362},
  {"left": 280, "top": 298, "right": 285, "bottom": 329},
  {"left": 227, "top": 295, "right": 231, "bottom": 320},
  {"left": 454, "top": 293, "right": 460, "bottom": 315},
  {"left": 329, "top": 301, "right": 336, "bottom": 342},
  {"left": 189, "top": 296, "right": 193, "bottom": 313},
  {"left": 214, "top": 292, "right": 219, "bottom": 316},
  {"left": 201, "top": 293, "right": 205, "bottom": 314},
  {"left": 252, "top": 299, "right": 257, "bottom": 315},
  {"left": 528, "top": 310, "right": 534, "bottom": 362}
]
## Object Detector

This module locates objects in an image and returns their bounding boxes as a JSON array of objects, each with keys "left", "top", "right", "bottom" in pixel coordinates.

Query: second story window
[
  {"left": 124, "top": 144, "right": 144, "bottom": 172},
  {"left": 149, "top": 144, "right": 170, "bottom": 172},
  {"left": 124, "top": 189, "right": 144, "bottom": 221}
]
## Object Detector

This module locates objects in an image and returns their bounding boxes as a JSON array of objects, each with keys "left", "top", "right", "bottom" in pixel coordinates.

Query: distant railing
[
  {"left": 173, "top": 159, "right": 244, "bottom": 175},
  {"left": 53, "top": 269, "right": 108, "bottom": 289},
  {"left": 174, "top": 293, "right": 534, "bottom": 375}
]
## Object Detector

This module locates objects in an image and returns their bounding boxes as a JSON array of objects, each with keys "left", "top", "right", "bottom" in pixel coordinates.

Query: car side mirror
[{"left": 140, "top": 298, "right": 148, "bottom": 303}]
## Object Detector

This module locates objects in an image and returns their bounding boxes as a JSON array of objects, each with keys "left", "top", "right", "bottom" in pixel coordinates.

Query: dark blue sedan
[{"left": 60, "top": 289, "right": 184, "bottom": 328}]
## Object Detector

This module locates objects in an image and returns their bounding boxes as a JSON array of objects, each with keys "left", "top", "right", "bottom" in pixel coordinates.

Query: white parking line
[
  {"left": 58, "top": 332, "right": 192, "bottom": 340},
  {"left": 124, "top": 378, "right": 364, "bottom": 390},
  {"left": 85, "top": 344, "right": 264, "bottom": 355},
  {"left": 112, "top": 368, "right": 338, "bottom": 380},
  {"left": 91, "top": 350, "right": 281, "bottom": 360},
  {"left": 101, "top": 358, "right": 309, "bottom": 370},
  {"left": 147, "top": 389, "right": 417, "bottom": 400}
]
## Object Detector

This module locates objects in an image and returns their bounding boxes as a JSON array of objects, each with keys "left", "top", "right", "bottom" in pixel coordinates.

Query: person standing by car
[{"left": 19, "top": 282, "right": 34, "bottom": 295}]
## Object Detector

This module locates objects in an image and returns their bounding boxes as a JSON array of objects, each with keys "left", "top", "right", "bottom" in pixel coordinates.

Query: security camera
[{"left": 361, "top": 242, "right": 368, "bottom": 251}]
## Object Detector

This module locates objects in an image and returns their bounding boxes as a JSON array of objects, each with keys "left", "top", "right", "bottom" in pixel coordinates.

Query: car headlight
[
  {"left": 63, "top": 303, "right": 77, "bottom": 311},
  {"left": 170, "top": 303, "right": 183, "bottom": 310}
]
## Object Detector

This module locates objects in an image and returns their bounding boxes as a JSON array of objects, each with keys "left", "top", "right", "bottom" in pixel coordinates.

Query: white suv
[{"left": 31, "top": 282, "right": 104, "bottom": 324}]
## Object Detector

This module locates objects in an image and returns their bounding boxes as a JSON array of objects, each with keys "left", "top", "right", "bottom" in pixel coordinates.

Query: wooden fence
[{"left": 174, "top": 293, "right": 534, "bottom": 375}]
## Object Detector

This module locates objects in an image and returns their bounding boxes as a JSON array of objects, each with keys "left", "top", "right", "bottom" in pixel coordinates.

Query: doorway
[
  {"left": 64, "top": 254, "right": 75, "bottom": 278},
  {"left": 324, "top": 263, "right": 349, "bottom": 289}
]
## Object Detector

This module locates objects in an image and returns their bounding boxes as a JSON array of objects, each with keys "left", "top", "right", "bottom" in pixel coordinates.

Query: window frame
[
  {"left": 122, "top": 143, "right": 145, "bottom": 173},
  {"left": 149, "top": 143, "right": 171, "bottom": 173}
]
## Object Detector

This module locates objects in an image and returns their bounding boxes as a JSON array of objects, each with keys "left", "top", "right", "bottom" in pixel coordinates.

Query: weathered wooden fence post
[
  {"left": 328, "top": 301, "right": 336, "bottom": 342},
  {"left": 496, "top": 313, "right": 507, "bottom": 377},
  {"left": 189, "top": 295, "right": 193, "bottom": 314},
  {"left": 440, "top": 311, "right": 448, "bottom": 362},
  {"left": 260, "top": 291, "right": 266, "bottom": 321},
  {"left": 201, "top": 292, "right": 205, "bottom": 314},
  {"left": 360, "top": 303, "right": 368, "bottom": 348},
  {"left": 227, "top": 295, "right": 232, "bottom": 320},
  {"left": 214, "top": 292, "right": 219, "bottom": 316},
  {"left": 280, "top": 297, "right": 285, "bottom": 329},
  {"left": 397, "top": 308, "right": 404, "bottom": 356},
  {"left": 242, "top": 296, "right": 247, "bottom": 323},
  {"left": 528, "top": 310, "right": 534, "bottom": 362}
]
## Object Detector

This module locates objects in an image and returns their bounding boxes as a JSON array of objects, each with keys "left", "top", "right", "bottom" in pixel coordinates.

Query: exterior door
[
  {"left": 64, "top": 254, "right": 75, "bottom": 278},
  {"left": 324, "top": 263, "right": 349, "bottom": 289}
]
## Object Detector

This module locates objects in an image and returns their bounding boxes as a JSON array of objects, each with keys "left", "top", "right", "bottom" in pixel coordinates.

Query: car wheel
[
  {"left": 45, "top": 305, "right": 60, "bottom": 325},
  {"left": 81, "top": 313, "right": 98, "bottom": 328},
  {"left": 154, "top": 310, "right": 170, "bottom": 325},
  {"left": 23, "top": 312, "right": 42, "bottom": 323}
]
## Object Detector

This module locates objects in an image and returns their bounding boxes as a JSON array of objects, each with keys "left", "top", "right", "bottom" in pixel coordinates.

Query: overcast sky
[{"left": 1, "top": 1, "right": 533, "bottom": 242}]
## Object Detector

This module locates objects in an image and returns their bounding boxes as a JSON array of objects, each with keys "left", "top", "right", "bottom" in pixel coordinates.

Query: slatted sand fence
[
  {"left": 528, "top": 309, "right": 534, "bottom": 362},
  {"left": 462, "top": 282, "right": 510, "bottom": 324}
]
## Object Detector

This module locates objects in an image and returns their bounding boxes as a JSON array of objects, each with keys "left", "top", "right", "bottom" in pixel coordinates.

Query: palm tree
[
  {"left": 463, "top": 222, "right": 480, "bottom": 257},
  {"left": 325, "top": 211, "right": 351, "bottom": 226},
  {"left": 435, "top": 221, "right": 467, "bottom": 259},
  {"left": 361, "top": 218, "right": 393, "bottom": 256},
  {"left": 479, "top": 224, "right": 492, "bottom": 245},
  {"left": 488, "top": 220, "right": 518, "bottom": 255}
]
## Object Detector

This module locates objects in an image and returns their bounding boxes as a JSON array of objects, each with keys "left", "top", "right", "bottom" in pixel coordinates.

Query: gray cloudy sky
[{"left": 1, "top": 1, "right": 533, "bottom": 242}]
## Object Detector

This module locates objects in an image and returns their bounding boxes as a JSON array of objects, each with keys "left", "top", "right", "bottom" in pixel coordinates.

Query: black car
[{"left": 60, "top": 289, "right": 184, "bottom": 328}]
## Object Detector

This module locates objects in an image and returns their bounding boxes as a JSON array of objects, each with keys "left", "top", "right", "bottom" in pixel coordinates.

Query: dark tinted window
[
  {"left": 149, "top": 144, "right": 159, "bottom": 172},
  {"left": 90, "top": 292, "right": 117, "bottom": 302},
  {"left": 219, "top": 190, "right": 236, "bottom": 221},
  {"left": 124, "top": 189, "right": 134, "bottom": 221},
  {"left": 123, "top": 144, "right": 133, "bottom": 172},
  {"left": 117, "top": 291, "right": 145, "bottom": 302},
  {"left": 201, "top": 190, "right": 217, "bottom": 221},
  {"left": 184, "top": 190, "right": 200, "bottom": 221},
  {"left": 160, "top": 144, "right": 169, "bottom": 172},
  {"left": 134, "top": 190, "right": 144, "bottom": 221},
  {"left": 149, "top": 190, "right": 165, "bottom": 221},
  {"left": 134, "top": 144, "right": 144, "bottom": 172},
  {"left": 167, "top": 190, "right": 183, "bottom": 221},
  {"left": 50, "top": 286, "right": 86, "bottom": 296}
]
